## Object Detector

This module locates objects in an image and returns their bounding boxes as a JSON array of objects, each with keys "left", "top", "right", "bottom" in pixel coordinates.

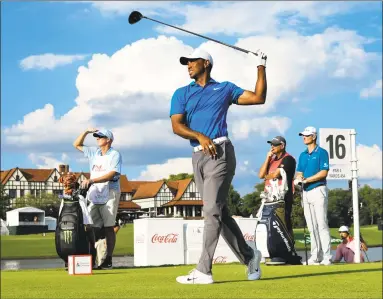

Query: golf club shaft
[
  {"left": 301, "top": 184, "right": 308, "bottom": 265},
  {"left": 143, "top": 16, "right": 258, "bottom": 56}
]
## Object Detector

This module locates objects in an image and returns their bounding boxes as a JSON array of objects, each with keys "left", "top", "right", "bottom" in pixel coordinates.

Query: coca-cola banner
[
  {"left": 134, "top": 218, "right": 260, "bottom": 267},
  {"left": 134, "top": 218, "right": 184, "bottom": 267},
  {"left": 151, "top": 233, "right": 178, "bottom": 244}
]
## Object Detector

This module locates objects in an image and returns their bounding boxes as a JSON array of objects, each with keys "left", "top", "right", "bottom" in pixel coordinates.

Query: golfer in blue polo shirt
[
  {"left": 170, "top": 48, "right": 267, "bottom": 284},
  {"left": 296, "top": 126, "right": 332, "bottom": 266}
]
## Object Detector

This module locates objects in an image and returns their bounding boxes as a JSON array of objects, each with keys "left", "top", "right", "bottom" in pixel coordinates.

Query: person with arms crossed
[
  {"left": 295, "top": 126, "right": 332, "bottom": 265},
  {"left": 170, "top": 48, "right": 267, "bottom": 284},
  {"left": 258, "top": 135, "right": 296, "bottom": 261},
  {"left": 73, "top": 128, "right": 122, "bottom": 269}
]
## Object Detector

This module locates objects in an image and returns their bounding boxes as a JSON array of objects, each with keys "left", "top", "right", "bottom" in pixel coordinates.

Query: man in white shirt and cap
[{"left": 73, "top": 128, "right": 122, "bottom": 269}]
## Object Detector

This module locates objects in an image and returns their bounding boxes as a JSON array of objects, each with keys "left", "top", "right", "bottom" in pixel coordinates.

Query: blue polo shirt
[
  {"left": 83, "top": 146, "right": 122, "bottom": 191},
  {"left": 297, "top": 146, "right": 330, "bottom": 191},
  {"left": 170, "top": 79, "right": 244, "bottom": 147}
]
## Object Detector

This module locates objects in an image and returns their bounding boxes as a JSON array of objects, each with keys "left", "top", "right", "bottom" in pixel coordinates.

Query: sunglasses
[{"left": 271, "top": 143, "right": 282, "bottom": 147}]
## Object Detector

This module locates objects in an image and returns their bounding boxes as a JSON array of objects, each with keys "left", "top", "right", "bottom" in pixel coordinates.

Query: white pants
[{"left": 303, "top": 185, "right": 332, "bottom": 261}]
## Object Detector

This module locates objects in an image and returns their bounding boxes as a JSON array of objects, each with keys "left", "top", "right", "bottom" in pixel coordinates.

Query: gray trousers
[{"left": 192, "top": 140, "right": 254, "bottom": 275}]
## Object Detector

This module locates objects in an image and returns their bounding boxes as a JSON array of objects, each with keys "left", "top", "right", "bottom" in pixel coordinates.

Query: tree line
[
  {"left": 165, "top": 173, "right": 383, "bottom": 228},
  {"left": 1, "top": 173, "right": 382, "bottom": 228}
]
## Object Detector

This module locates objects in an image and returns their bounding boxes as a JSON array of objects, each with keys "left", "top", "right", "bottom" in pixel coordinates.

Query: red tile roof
[
  {"left": 1, "top": 169, "right": 15, "bottom": 184},
  {"left": 133, "top": 181, "right": 165, "bottom": 200},
  {"left": 119, "top": 201, "right": 141, "bottom": 210},
  {"left": 162, "top": 200, "right": 203, "bottom": 207},
  {"left": 172, "top": 178, "right": 193, "bottom": 201},
  {"left": 22, "top": 168, "right": 56, "bottom": 182}
]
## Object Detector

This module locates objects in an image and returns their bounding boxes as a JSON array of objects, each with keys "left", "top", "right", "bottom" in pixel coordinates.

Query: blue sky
[{"left": 1, "top": 1, "right": 382, "bottom": 196}]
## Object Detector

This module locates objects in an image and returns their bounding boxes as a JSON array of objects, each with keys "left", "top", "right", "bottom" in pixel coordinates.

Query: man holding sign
[{"left": 295, "top": 126, "right": 332, "bottom": 265}]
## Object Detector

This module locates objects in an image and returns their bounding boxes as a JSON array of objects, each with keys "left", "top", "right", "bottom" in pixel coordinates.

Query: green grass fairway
[
  {"left": 1, "top": 263, "right": 382, "bottom": 298},
  {"left": 1, "top": 224, "right": 381, "bottom": 259}
]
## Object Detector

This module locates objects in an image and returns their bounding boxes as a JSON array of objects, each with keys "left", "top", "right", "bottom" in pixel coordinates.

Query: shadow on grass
[{"left": 215, "top": 268, "right": 380, "bottom": 283}]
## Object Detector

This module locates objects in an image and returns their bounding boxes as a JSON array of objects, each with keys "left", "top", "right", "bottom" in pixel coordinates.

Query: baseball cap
[
  {"left": 299, "top": 126, "right": 317, "bottom": 136},
  {"left": 180, "top": 49, "right": 213, "bottom": 66},
  {"left": 338, "top": 225, "right": 349, "bottom": 233},
  {"left": 267, "top": 136, "right": 286, "bottom": 146},
  {"left": 93, "top": 129, "right": 114, "bottom": 141}
]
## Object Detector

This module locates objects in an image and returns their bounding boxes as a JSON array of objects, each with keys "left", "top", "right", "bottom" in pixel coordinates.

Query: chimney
[
  {"left": 58, "top": 164, "right": 65, "bottom": 174},
  {"left": 65, "top": 165, "right": 70, "bottom": 173}
]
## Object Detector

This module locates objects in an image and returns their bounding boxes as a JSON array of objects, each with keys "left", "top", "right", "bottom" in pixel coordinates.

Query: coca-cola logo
[
  {"left": 213, "top": 256, "right": 227, "bottom": 264},
  {"left": 243, "top": 233, "right": 255, "bottom": 241},
  {"left": 151, "top": 233, "right": 178, "bottom": 244}
]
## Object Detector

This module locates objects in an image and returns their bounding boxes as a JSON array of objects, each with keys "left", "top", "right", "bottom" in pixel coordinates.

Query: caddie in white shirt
[{"left": 73, "top": 128, "right": 122, "bottom": 269}]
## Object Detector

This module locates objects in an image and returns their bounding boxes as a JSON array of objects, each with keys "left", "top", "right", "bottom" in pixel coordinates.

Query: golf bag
[
  {"left": 255, "top": 169, "right": 302, "bottom": 265},
  {"left": 55, "top": 188, "right": 91, "bottom": 263}
]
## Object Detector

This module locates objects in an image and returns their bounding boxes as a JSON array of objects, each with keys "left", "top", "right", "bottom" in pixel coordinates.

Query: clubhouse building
[{"left": 1, "top": 165, "right": 203, "bottom": 218}]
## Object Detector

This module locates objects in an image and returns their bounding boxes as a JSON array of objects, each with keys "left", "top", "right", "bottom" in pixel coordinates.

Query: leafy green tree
[
  {"left": 166, "top": 173, "right": 194, "bottom": 181},
  {"left": 0, "top": 184, "right": 11, "bottom": 219},
  {"left": 291, "top": 190, "right": 305, "bottom": 228},
  {"left": 359, "top": 185, "right": 382, "bottom": 225},
  {"left": 227, "top": 184, "right": 242, "bottom": 216},
  {"left": 327, "top": 189, "right": 353, "bottom": 228},
  {"left": 240, "top": 183, "right": 264, "bottom": 217},
  {"left": 14, "top": 193, "right": 61, "bottom": 218}
]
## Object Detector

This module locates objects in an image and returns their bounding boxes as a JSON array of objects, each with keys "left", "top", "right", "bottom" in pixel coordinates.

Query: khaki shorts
[{"left": 88, "top": 189, "right": 120, "bottom": 228}]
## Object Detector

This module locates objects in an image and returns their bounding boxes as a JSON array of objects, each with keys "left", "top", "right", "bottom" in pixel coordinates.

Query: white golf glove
[{"left": 248, "top": 50, "right": 267, "bottom": 67}]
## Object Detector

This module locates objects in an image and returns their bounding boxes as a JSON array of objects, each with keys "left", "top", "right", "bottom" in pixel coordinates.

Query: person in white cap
[
  {"left": 333, "top": 226, "right": 368, "bottom": 263},
  {"left": 170, "top": 48, "right": 267, "bottom": 284},
  {"left": 295, "top": 126, "right": 332, "bottom": 265},
  {"left": 73, "top": 128, "right": 122, "bottom": 269}
]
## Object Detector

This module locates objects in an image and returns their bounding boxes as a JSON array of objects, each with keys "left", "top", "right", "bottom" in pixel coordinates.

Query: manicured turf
[
  {"left": 1, "top": 262, "right": 382, "bottom": 298},
  {"left": 1, "top": 224, "right": 381, "bottom": 259}
]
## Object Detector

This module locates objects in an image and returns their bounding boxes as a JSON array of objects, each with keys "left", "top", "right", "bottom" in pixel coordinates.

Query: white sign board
[
  {"left": 68, "top": 255, "right": 92, "bottom": 275},
  {"left": 319, "top": 128, "right": 352, "bottom": 180}
]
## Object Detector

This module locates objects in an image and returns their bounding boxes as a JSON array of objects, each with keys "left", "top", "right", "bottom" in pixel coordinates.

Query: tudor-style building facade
[{"left": 1, "top": 165, "right": 204, "bottom": 218}]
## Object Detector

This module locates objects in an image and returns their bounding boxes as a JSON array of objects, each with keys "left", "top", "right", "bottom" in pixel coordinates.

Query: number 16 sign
[{"left": 319, "top": 128, "right": 352, "bottom": 180}]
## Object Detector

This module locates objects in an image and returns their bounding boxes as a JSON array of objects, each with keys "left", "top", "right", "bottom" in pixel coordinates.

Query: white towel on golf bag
[
  {"left": 58, "top": 194, "right": 93, "bottom": 225},
  {"left": 262, "top": 168, "right": 289, "bottom": 203},
  {"left": 255, "top": 169, "right": 289, "bottom": 221},
  {"left": 95, "top": 238, "right": 107, "bottom": 266}
]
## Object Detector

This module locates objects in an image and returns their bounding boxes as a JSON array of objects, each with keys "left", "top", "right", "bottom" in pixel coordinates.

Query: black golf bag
[
  {"left": 55, "top": 189, "right": 90, "bottom": 263},
  {"left": 255, "top": 200, "right": 302, "bottom": 265}
]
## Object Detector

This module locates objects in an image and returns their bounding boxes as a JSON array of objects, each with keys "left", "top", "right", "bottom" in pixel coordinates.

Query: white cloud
[
  {"left": 357, "top": 144, "right": 382, "bottom": 180},
  {"left": 91, "top": 1, "right": 181, "bottom": 17},
  {"left": 360, "top": 79, "right": 382, "bottom": 99},
  {"left": 29, "top": 153, "right": 70, "bottom": 169},
  {"left": 20, "top": 53, "right": 87, "bottom": 70},
  {"left": 90, "top": 1, "right": 364, "bottom": 36},
  {"left": 231, "top": 116, "right": 292, "bottom": 140},
  {"left": 135, "top": 157, "right": 193, "bottom": 181},
  {"left": 3, "top": 23, "right": 380, "bottom": 172}
]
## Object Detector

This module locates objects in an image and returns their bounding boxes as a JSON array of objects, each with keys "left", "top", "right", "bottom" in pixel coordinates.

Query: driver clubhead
[{"left": 129, "top": 11, "right": 143, "bottom": 24}]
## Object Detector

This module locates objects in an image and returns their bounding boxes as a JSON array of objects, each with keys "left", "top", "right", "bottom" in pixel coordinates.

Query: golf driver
[{"left": 128, "top": 11, "right": 262, "bottom": 56}]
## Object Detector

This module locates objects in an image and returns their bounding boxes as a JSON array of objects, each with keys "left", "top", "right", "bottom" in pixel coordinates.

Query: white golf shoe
[
  {"left": 304, "top": 258, "right": 320, "bottom": 265},
  {"left": 176, "top": 269, "right": 214, "bottom": 284},
  {"left": 247, "top": 250, "right": 262, "bottom": 280},
  {"left": 320, "top": 258, "right": 332, "bottom": 266}
]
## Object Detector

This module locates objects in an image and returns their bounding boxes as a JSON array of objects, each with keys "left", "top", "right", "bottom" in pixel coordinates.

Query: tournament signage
[
  {"left": 319, "top": 128, "right": 361, "bottom": 263},
  {"left": 319, "top": 128, "right": 351, "bottom": 180}
]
